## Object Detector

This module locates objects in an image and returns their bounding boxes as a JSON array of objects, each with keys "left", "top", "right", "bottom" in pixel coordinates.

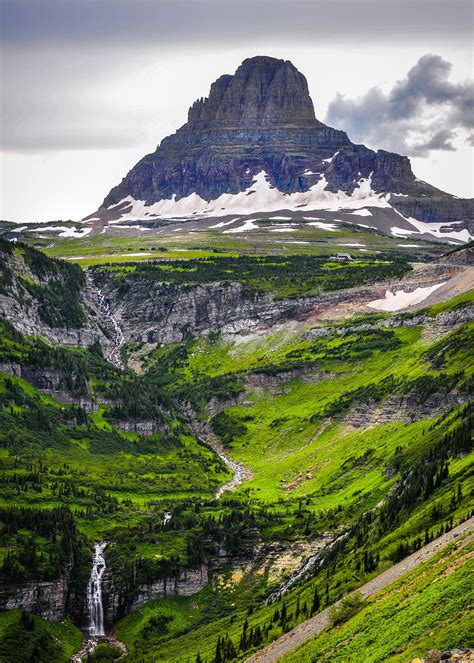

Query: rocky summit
[{"left": 85, "top": 55, "right": 473, "bottom": 240}]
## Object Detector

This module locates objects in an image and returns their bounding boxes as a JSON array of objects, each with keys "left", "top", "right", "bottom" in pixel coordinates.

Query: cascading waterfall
[
  {"left": 97, "top": 287, "right": 124, "bottom": 368},
  {"left": 86, "top": 542, "right": 107, "bottom": 636}
]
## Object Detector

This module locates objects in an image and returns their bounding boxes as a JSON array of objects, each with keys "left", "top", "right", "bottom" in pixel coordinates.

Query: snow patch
[
  {"left": 209, "top": 218, "right": 240, "bottom": 229},
  {"left": 223, "top": 219, "right": 259, "bottom": 234},
  {"left": 368, "top": 282, "right": 446, "bottom": 312},
  {"left": 306, "top": 221, "right": 339, "bottom": 231},
  {"left": 390, "top": 214, "right": 472, "bottom": 243},
  {"left": 348, "top": 208, "right": 372, "bottom": 217},
  {"left": 27, "top": 225, "right": 92, "bottom": 238}
]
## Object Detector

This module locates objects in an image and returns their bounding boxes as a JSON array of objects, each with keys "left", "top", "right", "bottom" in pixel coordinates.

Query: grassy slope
[
  {"left": 0, "top": 609, "right": 83, "bottom": 663},
  {"left": 115, "top": 294, "right": 473, "bottom": 662},
  {"left": 34, "top": 222, "right": 444, "bottom": 266},
  {"left": 283, "top": 536, "right": 473, "bottom": 662}
]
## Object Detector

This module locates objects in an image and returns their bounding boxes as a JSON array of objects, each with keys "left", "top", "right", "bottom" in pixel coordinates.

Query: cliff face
[
  {"left": 93, "top": 275, "right": 321, "bottom": 346},
  {"left": 0, "top": 574, "right": 70, "bottom": 621},
  {"left": 101, "top": 565, "right": 209, "bottom": 625},
  {"left": 87, "top": 55, "right": 473, "bottom": 228}
]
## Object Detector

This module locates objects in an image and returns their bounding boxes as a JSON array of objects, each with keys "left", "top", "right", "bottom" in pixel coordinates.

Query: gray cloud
[
  {"left": 326, "top": 54, "right": 474, "bottom": 157},
  {"left": 1, "top": 0, "right": 472, "bottom": 47}
]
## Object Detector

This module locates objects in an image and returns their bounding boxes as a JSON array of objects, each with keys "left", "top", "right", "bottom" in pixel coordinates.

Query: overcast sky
[{"left": 1, "top": 0, "right": 473, "bottom": 222}]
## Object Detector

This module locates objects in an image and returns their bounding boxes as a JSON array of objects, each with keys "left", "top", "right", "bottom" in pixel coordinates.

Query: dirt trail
[{"left": 246, "top": 517, "right": 474, "bottom": 662}]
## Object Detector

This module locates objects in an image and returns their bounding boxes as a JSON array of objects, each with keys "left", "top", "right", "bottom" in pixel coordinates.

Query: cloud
[{"left": 326, "top": 54, "right": 474, "bottom": 157}]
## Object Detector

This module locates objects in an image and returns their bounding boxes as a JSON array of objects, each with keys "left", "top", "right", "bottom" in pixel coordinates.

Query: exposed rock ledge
[
  {"left": 130, "top": 565, "right": 208, "bottom": 610},
  {"left": 0, "top": 574, "right": 69, "bottom": 621}
]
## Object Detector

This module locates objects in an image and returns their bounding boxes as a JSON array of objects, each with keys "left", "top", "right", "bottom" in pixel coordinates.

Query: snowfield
[
  {"left": 107, "top": 170, "right": 392, "bottom": 221},
  {"left": 367, "top": 282, "right": 446, "bottom": 312}
]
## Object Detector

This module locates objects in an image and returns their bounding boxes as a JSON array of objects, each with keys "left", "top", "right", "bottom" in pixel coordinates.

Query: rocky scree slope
[{"left": 87, "top": 56, "right": 473, "bottom": 229}]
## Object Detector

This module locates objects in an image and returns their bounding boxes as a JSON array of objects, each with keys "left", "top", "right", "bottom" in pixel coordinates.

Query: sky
[{"left": 1, "top": 0, "right": 473, "bottom": 222}]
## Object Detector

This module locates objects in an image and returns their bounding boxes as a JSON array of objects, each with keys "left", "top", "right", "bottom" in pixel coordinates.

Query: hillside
[{"left": 0, "top": 236, "right": 472, "bottom": 662}]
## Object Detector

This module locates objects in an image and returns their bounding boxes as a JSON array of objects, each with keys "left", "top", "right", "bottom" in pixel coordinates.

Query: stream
[{"left": 193, "top": 428, "right": 252, "bottom": 498}]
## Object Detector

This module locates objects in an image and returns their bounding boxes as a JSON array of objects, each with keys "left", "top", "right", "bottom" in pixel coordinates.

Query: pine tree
[{"left": 310, "top": 587, "right": 320, "bottom": 615}]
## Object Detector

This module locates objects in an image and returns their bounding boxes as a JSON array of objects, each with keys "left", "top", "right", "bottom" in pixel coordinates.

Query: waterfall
[
  {"left": 86, "top": 542, "right": 107, "bottom": 636},
  {"left": 97, "top": 287, "right": 124, "bottom": 368}
]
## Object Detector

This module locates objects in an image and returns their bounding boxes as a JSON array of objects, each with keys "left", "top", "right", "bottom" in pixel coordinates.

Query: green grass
[
  {"left": 283, "top": 536, "right": 474, "bottom": 662},
  {"left": 0, "top": 609, "right": 83, "bottom": 663}
]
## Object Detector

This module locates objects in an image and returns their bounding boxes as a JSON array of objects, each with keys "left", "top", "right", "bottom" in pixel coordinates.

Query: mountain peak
[{"left": 187, "top": 55, "right": 318, "bottom": 129}]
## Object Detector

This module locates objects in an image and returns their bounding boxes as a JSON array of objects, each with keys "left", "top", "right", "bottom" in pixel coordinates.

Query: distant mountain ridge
[{"left": 85, "top": 56, "right": 473, "bottom": 240}]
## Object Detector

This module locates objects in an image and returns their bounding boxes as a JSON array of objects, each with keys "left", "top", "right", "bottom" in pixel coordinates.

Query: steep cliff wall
[{"left": 0, "top": 574, "right": 70, "bottom": 621}]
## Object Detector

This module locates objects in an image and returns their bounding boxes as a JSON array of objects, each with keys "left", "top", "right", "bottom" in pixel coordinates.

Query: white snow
[
  {"left": 340, "top": 242, "right": 366, "bottom": 247},
  {"left": 27, "top": 225, "right": 92, "bottom": 238},
  {"left": 269, "top": 227, "right": 296, "bottom": 232},
  {"left": 108, "top": 170, "right": 392, "bottom": 222},
  {"left": 223, "top": 218, "right": 260, "bottom": 234},
  {"left": 398, "top": 243, "right": 422, "bottom": 248},
  {"left": 322, "top": 151, "right": 339, "bottom": 164},
  {"left": 11, "top": 226, "right": 28, "bottom": 232},
  {"left": 357, "top": 223, "right": 377, "bottom": 229},
  {"left": 390, "top": 214, "right": 472, "bottom": 243},
  {"left": 306, "top": 221, "right": 339, "bottom": 231},
  {"left": 368, "top": 282, "right": 446, "bottom": 312},
  {"left": 348, "top": 208, "right": 372, "bottom": 217},
  {"left": 209, "top": 218, "right": 240, "bottom": 228},
  {"left": 270, "top": 216, "right": 292, "bottom": 220},
  {"left": 302, "top": 170, "right": 318, "bottom": 176}
]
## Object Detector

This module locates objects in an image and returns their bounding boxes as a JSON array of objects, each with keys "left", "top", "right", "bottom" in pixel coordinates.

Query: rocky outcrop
[
  {"left": 343, "top": 392, "right": 470, "bottom": 429},
  {"left": 87, "top": 55, "right": 473, "bottom": 229},
  {"left": 0, "top": 242, "right": 114, "bottom": 353},
  {"left": 0, "top": 575, "right": 70, "bottom": 621},
  {"left": 112, "top": 419, "right": 166, "bottom": 435},
  {"left": 130, "top": 565, "right": 208, "bottom": 611},
  {"left": 100, "top": 565, "right": 208, "bottom": 624}
]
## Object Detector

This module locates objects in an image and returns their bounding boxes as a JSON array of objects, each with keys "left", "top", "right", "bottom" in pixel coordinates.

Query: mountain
[{"left": 85, "top": 56, "right": 473, "bottom": 243}]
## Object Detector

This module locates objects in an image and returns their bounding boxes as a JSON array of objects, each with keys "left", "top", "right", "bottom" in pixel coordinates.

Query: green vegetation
[
  {"left": 0, "top": 239, "right": 86, "bottom": 328},
  {"left": 329, "top": 592, "right": 366, "bottom": 626},
  {"left": 0, "top": 239, "right": 471, "bottom": 663},
  {"left": 283, "top": 536, "right": 473, "bottom": 662},
  {"left": 94, "top": 253, "right": 411, "bottom": 299},
  {"left": 0, "top": 609, "right": 83, "bottom": 663}
]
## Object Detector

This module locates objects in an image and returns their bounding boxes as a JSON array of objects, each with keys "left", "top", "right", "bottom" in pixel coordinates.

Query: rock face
[
  {"left": 87, "top": 55, "right": 473, "bottom": 229},
  {"left": 101, "top": 565, "right": 208, "bottom": 625},
  {"left": 130, "top": 565, "right": 208, "bottom": 611},
  {"left": 0, "top": 575, "right": 70, "bottom": 621},
  {"left": 94, "top": 274, "right": 321, "bottom": 346}
]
